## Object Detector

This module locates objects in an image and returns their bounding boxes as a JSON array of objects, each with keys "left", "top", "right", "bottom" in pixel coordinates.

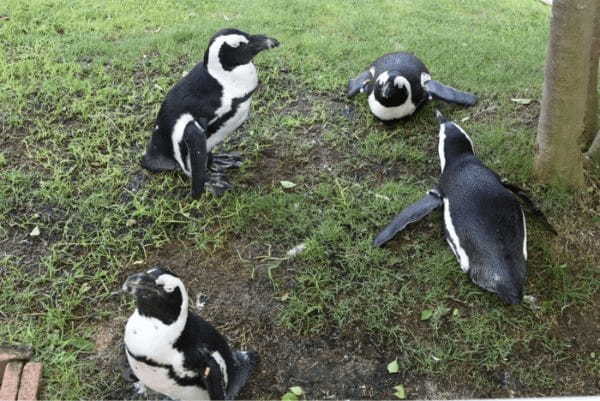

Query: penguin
[
  {"left": 141, "top": 28, "right": 280, "bottom": 198},
  {"left": 347, "top": 52, "right": 477, "bottom": 122},
  {"left": 123, "top": 267, "right": 258, "bottom": 400},
  {"left": 373, "top": 110, "right": 555, "bottom": 304}
]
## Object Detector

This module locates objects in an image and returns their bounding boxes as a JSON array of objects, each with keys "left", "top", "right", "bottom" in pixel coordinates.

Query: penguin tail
[
  {"left": 226, "top": 350, "right": 260, "bottom": 400},
  {"left": 141, "top": 132, "right": 179, "bottom": 172}
]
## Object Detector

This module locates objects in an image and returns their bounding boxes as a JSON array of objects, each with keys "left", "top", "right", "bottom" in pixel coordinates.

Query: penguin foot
[
  {"left": 132, "top": 381, "right": 147, "bottom": 395},
  {"left": 210, "top": 152, "right": 242, "bottom": 172},
  {"left": 206, "top": 171, "right": 233, "bottom": 196}
]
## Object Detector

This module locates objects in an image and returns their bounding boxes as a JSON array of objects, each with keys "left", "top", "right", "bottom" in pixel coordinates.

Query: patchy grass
[{"left": 1, "top": 0, "right": 599, "bottom": 399}]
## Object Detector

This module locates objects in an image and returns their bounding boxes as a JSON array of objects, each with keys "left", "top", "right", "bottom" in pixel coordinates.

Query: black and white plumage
[
  {"left": 348, "top": 52, "right": 477, "bottom": 122},
  {"left": 141, "top": 28, "right": 279, "bottom": 197},
  {"left": 374, "top": 111, "right": 554, "bottom": 304},
  {"left": 123, "top": 267, "right": 258, "bottom": 400}
]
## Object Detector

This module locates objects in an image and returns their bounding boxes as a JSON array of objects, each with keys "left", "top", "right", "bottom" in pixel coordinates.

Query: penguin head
[
  {"left": 373, "top": 71, "right": 410, "bottom": 105},
  {"left": 204, "top": 28, "right": 279, "bottom": 71},
  {"left": 123, "top": 267, "right": 188, "bottom": 324},
  {"left": 436, "top": 110, "right": 474, "bottom": 172},
  {"left": 469, "top": 265, "right": 525, "bottom": 305}
]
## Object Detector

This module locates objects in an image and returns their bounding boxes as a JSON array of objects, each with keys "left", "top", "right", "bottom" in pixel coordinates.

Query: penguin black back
[{"left": 374, "top": 111, "right": 528, "bottom": 304}]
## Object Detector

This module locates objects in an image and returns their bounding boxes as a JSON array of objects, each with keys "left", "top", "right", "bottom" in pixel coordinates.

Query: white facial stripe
[
  {"left": 376, "top": 71, "right": 390, "bottom": 85},
  {"left": 438, "top": 123, "right": 447, "bottom": 172},
  {"left": 205, "top": 34, "right": 259, "bottom": 150},
  {"left": 156, "top": 274, "right": 182, "bottom": 293},
  {"left": 443, "top": 198, "right": 470, "bottom": 272},
  {"left": 172, "top": 113, "right": 195, "bottom": 176},
  {"left": 523, "top": 219, "right": 528, "bottom": 261},
  {"left": 369, "top": 66, "right": 375, "bottom": 77},
  {"left": 211, "top": 34, "right": 248, "bottom": 52},
  {"left": 211, "top": 351, "right": 228, "bottom": 387},
  {"left": 394, "top": 76, "right": 408, "bottom": 88},
  {"left": 420, "top": 72, "right": 432, "bottom": 87}
]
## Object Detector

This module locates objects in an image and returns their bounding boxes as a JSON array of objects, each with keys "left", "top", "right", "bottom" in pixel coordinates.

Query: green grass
[{"left": 1, "top": 0, "right": 599, "bottom": 398}]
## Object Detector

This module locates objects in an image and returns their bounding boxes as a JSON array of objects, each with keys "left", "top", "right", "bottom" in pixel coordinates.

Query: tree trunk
[
  {"left": 582, "top": 5, "right": 600, "bottom": 147},
  {"left": 534, "top": 0, "right": 597, "bottom": 189}
]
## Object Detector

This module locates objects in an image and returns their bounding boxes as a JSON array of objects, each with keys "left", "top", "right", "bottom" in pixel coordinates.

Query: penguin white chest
[
  {"left": 207, "top": 98, "right": 252, "bottom": 151},
  {"left": 368, "top": 92, "right": 416, "bottom": 121},
  {"left": 126, "top": 353, "right": 210, "bottom": 401}
]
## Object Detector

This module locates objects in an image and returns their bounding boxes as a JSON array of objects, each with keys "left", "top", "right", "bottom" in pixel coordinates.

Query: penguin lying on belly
[
  {"left": 348, "top": 52, "right": 477, "bottom": 122},
  {"left": 141, "top": 28, "right": 279, "bottom": 198},
  {"left": 374, "top": 111, "right": 555, "bottom": 304},
  {"left": 123, "top": 267, "right": 258, "bottom": 400}
]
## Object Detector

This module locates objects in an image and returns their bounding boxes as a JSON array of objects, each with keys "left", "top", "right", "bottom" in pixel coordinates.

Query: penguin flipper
[
  {"left": 226, "top": 351, "right": 259, "bottom": 400},
  {"left": 348, "top": 70, "right": 373, "bottom": 97},
  {"left": 374, "top": 189, "right": 443, "bottom": 247},
  {"left": 183, "top": 121, "right": 209, "bottom": 199},
  {"left": 501, "top": 180, "right": 557, "bottom": 234},
  {"left": 424, "top": 79, "right": 478, "bottom": 106},
  {"left": 202, "top": 356, "right": 227, "bottom": 400}
]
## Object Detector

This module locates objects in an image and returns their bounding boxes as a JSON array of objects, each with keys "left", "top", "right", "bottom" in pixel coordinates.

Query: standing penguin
[
  {"left": 141, "top": 28, "right": 279, "bottom": 198},
  {"left": 348, "top": 52, "right": 477, "bottom": 122},
  {"left": 374, "top": 111, "right": 554, "bottom": 304},
  {"left": 123, "top": 267, "right": 258, "bottom": 400}
]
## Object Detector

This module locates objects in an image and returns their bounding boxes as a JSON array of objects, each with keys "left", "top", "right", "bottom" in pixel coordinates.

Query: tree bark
[
  {"left": 582, "top": 5, "right": 600, "bottom": 147},
  {"left": 534, "top": 0, "right": 597, "bottom": 189}
]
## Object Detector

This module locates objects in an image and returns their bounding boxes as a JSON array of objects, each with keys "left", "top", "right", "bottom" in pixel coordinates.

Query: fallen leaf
[
  {"left": 281, "top": 392, "right": 298, "bottom": 401},
  {"left": 280, "top": 180, "right": 297, "bottom": 189},
  {"left": 511, "top": 98, "right": 532, "bottom": 105},
  {"left": 387, "top": 359, "right": 400, "bottom": 374},
  {"left": 126, "top": 219, "right": 136, "bottom": 227},
  {"left": 290, "top": 386, "right": 304, "bottom": 396},
  {"left": 421, "top": 309, "right": 433, "bottom": 320},
  {"left": 394, "top": 384, "right": 406, "bottom": 399},
  {"left": 29, "top": 226, "right": 40, "bottom": 237}
]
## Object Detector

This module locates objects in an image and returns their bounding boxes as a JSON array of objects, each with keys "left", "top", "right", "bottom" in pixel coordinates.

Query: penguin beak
[
  {"left": 122, "top": 272, "right": 160, "bottom": 296},
  {"left": 248, "top": 34, "right": 280, "bottom": 55}
]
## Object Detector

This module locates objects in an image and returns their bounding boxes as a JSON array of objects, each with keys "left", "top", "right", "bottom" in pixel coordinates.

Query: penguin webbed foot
[
  {"left": 206, "top": 171, "right": 234, "bottom": 196},
  {"left": 210, "top": 152, "right": 243, "bottom": 172}
]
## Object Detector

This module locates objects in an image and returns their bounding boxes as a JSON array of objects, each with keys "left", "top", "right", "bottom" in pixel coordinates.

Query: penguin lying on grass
[
  {"left": 348, "top": 52, "right": 477, "bottom": 122},
  {"left": 374, "top": 111, "right": 555, "bottom": 304},
  {"left": 141, "top": 28, "right": 279, "bottom": 198},
  {"left": 123, "top": 267, "right": 258, "bottom": 400}
]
